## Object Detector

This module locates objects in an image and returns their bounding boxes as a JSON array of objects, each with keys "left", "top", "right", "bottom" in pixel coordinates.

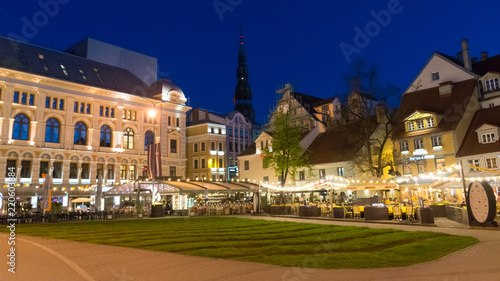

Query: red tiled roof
[
  {"left": 456, "top": 106, "right": 500, "bottom": 158},
  {"left": 393, "top": 79, "right": 477, "bottom": 139}
]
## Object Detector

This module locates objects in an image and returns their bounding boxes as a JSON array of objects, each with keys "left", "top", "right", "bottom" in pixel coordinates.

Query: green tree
[{"left": 263, "top": 103, "right": 313, "bottom": 192}]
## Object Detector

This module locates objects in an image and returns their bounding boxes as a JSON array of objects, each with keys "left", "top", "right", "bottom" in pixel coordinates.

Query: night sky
[{"left": 1, "top": 0, "right": 500, "bottom": 124}]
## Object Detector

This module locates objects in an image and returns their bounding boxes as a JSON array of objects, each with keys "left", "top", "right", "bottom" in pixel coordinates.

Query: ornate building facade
[{"left": 0, "top": 36, "right": 189, "bottom": 209}]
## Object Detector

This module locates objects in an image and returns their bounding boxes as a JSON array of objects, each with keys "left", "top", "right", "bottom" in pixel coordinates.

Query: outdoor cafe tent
[{"left": 71, "top": 198, "right": 92, "bottom": 203}]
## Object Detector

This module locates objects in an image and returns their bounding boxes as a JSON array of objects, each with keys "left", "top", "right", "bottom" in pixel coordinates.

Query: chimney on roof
[
  {"left": 439, "top": 81, "right": 453, "bottom": 97},
  {"left": 480, "top": 52, "right": 488, "bottom": 61},
  {"left": 375, "top": 104, "right": 387, "bottom": 124},
  {"left": 192, "top": 108, "right": 200, "bottom": 121},
  {"left": 461, "top": 39, "right": 472, "bottom": 71},
  {"left": 456, "top": 51, "right": 463, "bottom": 64},
  {"left": 471, "top": 57, "right": 478, "bottom": 64}
]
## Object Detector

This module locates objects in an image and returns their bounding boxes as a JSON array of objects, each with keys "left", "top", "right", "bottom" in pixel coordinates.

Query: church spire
[{"left": 234, "top": 20, "right": 255, "bottom": 123}]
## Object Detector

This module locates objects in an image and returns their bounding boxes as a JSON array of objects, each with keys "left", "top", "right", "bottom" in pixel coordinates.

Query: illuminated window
[
  {"left": 337, "top": 167, "right": 345, "bottom": 177},
  {"left": 77, "top": 65, "right": 87, "bottom": 81},
  {"left": 435, "top": 158, "right": 446, "bottom": 170},
  {"left": 120, "top": 165, "right": 127, "bottom": 180},
  {"left": 486, "top": 158, "right": 498, "bottom": 169},
  {"left": 417, "top": 160, "right": 426, "bottom": 173},
  {"left": 123, "top": 128, "right": 134, "bottom": 149},
  {"left": 59, "top": 61, "right": 69, "bottom": 76}
]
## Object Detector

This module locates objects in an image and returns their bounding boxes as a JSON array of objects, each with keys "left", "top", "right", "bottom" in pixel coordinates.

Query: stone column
[
  {"left": 90, "top": 160, "right": 97, "bottom": 184},
  {"left": 62, "top": 159, "right": 71, "bottom": 184},
  {"left": 32, "top": 157, "right": 41, "bottom": 185},
  {"left": 16, "top": 158, "right": 23, "bottom": 183},
  {"left": 0, "top": 156, "right": 6, "bottom": 185},
  {"left": 0, "top": 85, "right": 14, "bottom": 144},
  {"left": 77, "top": 161, "right": 83, "bottom": 184}
]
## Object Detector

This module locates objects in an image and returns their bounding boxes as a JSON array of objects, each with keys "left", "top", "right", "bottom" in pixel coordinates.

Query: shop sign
[{"left": 409, "top": 155, "right": 435, "bottom": 161}]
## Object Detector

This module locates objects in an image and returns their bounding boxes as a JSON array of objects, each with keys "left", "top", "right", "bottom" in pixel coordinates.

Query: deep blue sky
[{"left": 1, "top": 0, "right": 500, "bottom": 124}]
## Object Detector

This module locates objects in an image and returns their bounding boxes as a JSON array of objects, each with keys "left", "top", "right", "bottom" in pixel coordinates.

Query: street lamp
[{"left": 140, "top": 97, "right": 163, "bottom": 209}]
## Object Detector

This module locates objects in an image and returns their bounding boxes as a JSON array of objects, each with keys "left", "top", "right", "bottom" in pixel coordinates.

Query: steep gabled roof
[
  {"left": 456, "top": 106, "right": 500, "bottom": 158},
  {"left": 0, "top": 36, "right": 149, "bottom": 95},
  {"left": 312, "top": 97, "right": 335, "bottom": 107},
  {"left": 238, "top": 143, "right": 256, "bottom": 157},
  {"left": 307, "top": 117, "right": 379, "bottom": 164},
  {"left": 393, "top": 78, "right": 477, "bottom": 139},
  {"left": 472, "top": 54, "right": 500, "bottom": 76}
]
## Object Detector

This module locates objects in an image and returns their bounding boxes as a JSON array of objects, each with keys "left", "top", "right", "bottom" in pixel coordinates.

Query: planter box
[
  {"left": 364, "top": 207, "right": 389, "bottom": 220},
  {"left": 150, "top": 205, "right": 163, "bottom": 217},
  {"left": 298, "top": 206, "right": 319, "bottom": 217},
  {"left": 417, "top": 207, "right": 434, "bottom": 224},
  {"left": 430, "top": 205, "right": 447, "bottom": 217},
  {"left": 332, "top": 207, "right": 344, "bottom": 218},
  {"left": 270, "top": 206, "right": 287, "bottom": 216}
]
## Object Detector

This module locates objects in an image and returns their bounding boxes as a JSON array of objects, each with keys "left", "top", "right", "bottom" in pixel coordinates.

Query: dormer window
[
  {"left": 426, "top": 117, "right": 435, "bottom": 128},
  {"left": 431, "top": 72, "right": 440, "bottom": 81},
  {"left": 485, "top": 78, "right": 499, "bottom": 92},
  {"left": 416, "top": 119, "right": 425, "bottom": 130},
  {"left": 407, "top": 122, "right": 415, "bottom": 132},
  {"left": 481, "top": 132, "right": 496, "bottom": 144}
]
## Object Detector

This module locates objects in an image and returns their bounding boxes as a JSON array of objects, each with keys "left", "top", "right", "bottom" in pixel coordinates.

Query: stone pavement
[{"left": 1, "top": 216, "right": 499, "bottom": 281}]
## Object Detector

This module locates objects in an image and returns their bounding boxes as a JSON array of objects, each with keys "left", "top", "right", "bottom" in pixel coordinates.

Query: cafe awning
[{"left": 346, "top": 183, "right": 398, "bottom": 191}]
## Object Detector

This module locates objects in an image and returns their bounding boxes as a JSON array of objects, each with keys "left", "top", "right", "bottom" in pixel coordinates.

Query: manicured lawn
[{"left": 5, "top": 217, "right": 477, "bottom": 269}]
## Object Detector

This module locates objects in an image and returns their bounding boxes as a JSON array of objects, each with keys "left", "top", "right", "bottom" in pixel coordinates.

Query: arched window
[
  {"left": 12, "top": 113, "right": 30, "bottom": 140},
  {"left": 100, "top": 125, "right": 112, "bottom": 147},
  {"left": 74, "top": 121, "right": 87, "bottom": 145},
  {"left": 123, "top": 127, "right": 134, "bottom": 149},
  {"left": 144, "top": 130, "right": 154, "bottom": 150},
  {"left": 44, "top": 117, "right": 60, "bottom": 143}
]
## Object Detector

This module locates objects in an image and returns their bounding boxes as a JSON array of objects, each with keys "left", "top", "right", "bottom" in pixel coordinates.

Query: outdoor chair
[
  {"left": 353, "top": 205, "right": 361, "bottom": 219},
  {"left": 407, "top": 206, "right": 415, "bottom": 222},
  {"left": 343, "top": 206, "right": 352, "bottom": 219},
  {"left": 393, "top": 205, "right": 402, "bottom": 221}
]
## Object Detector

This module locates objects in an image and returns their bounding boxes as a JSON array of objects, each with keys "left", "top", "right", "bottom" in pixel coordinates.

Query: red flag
[{"left": 147, "top": 143, "right": 162, "bottom": 178}]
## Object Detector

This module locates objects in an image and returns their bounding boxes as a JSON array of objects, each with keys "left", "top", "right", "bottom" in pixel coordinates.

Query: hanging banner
[{"left": 147, "top": 143, "right": 162, "bottom": 178}]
